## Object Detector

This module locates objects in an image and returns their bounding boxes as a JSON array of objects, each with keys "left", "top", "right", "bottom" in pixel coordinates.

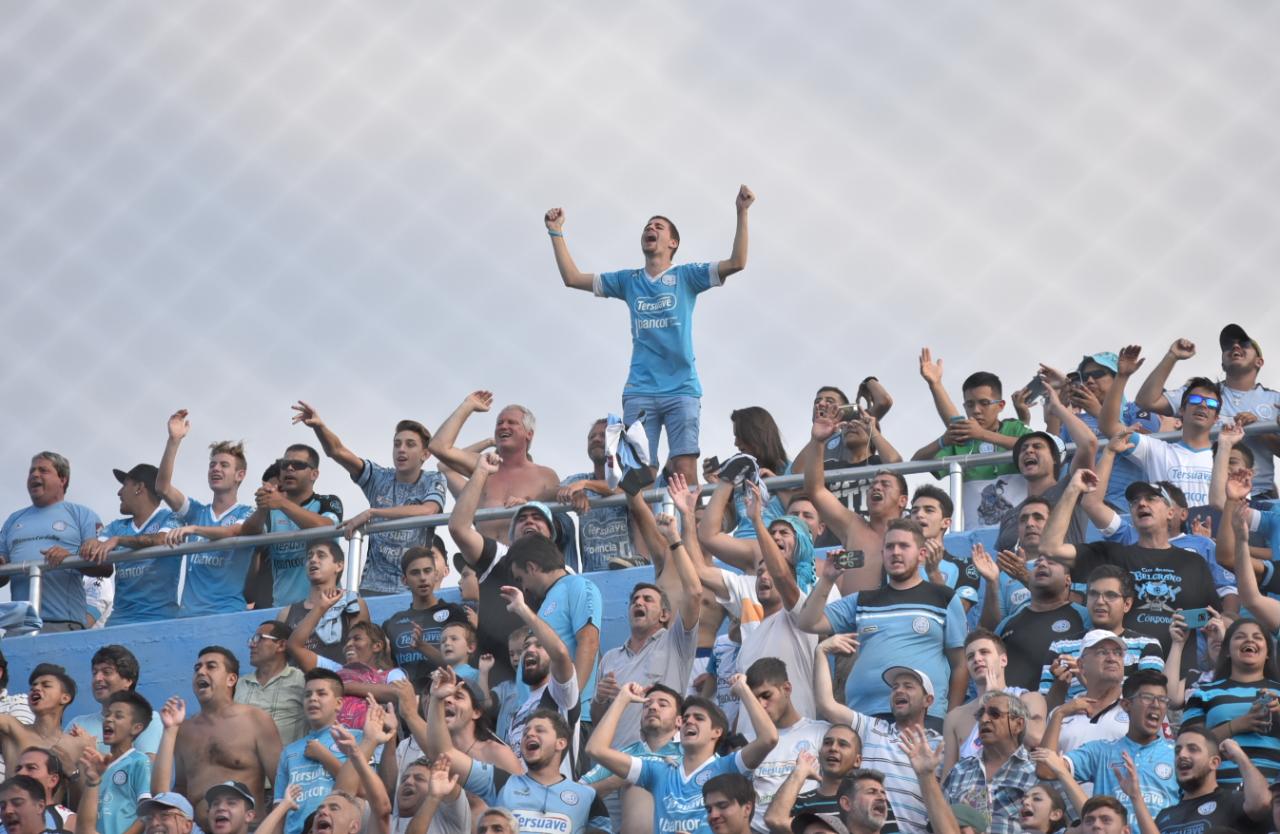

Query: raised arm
[
  {"left": 793, "top": 561, "right": 838, "bottom": 634},
  {"left": 1221, "top": 738, "right": 1272, "bottom": 822},
  {"left": 1225, "top": 496, "right": 1280, "bottom": 632},
  {"left": 665, "top": 478, "right": 729, "bottom": 599},
  {"left": 405, "top": 757, "right": 461, "bottom": 834},
  {"left": 802, "top": 418, "right": 860, "bottom": 539},
  {"left": 155, "top": 410, "right": 190, "bottom": 511},
  {"left": 1080, "top": 431, "right": 1130, "bottom": 528},
  {"left": 733, "top": 674, "right": 778, "bottom": 768},
  {"left": 1099, "top": 346, "right": 1143, "bottom": 438},
  {"left": 447, "top": 451, "right": 499, "bottom": 564},
  {"left": 1134, "top": 339, "right": 1195, "bottom": 415},
  {"left": 331, "top": 720, "right": 392, "bottom": 834},
  {"left": 653, "top": 475, "right": 703, "bottom": 627},
  {"left": 254, "top": 785, "right": 301, "bottom": 834},
  {"left": 1039, "top": 470, "right": 1091, "bottom": 563},
  {"left": 696, "top": 480, "right": 760, "bottom": 571},
  {"left": 428, "top": 391, "right": 492, "bottom": 476},
  {"left": 75, "top": 748, "right": 108, "bottom": 834},
  {"left": 862, "top": 413, "right": 903, "bottom": 464},
  {"left": 424, "top": 668, "right": 476, "bottom": 779},
  {"left": 1045, "top": 391, "right": 1098, "bottom": 477},
  {"left": 813, "top": 636, "right": 856, "bottom": 724},
  {"left": 292, "top": 401, "right": 364, "bottom": 479},
  {"left": 900, "top": 728, "right": 959, "bottom": 834},
  {"left": 919, "top": 347, "right": 962, "bottom": 426},
  {"left": 763, "top": 753, "right": 820, "bottom": 834},
  {"left": 583, "top": 682, "right": 645, "bottom": 778},
  {"left": 1208, "top": 422, "right": 1246, "bottom": 510},
  {"left": 1029, "top": 747, "right": 1089, "bottom": 818},
  {"left": 286, "top": 589, "right": 346, "bottom": 672},
  {"left": 859, "top": 377, "right": 894, "bottom": 420},
  {"left": 715, "top": 186, "right": 754, "bottom": 280},
  {"left": 150, "top": 697, "right": 186, "bottom": 795},
  {"left": 747, "top": 483, "right": 800, "bottom": 611},
  {"left": 544, "top": 208, "right": 594, "bottom": 291},
  {"left": 501, "top": 585, "right": 575, "bottom": 684}
]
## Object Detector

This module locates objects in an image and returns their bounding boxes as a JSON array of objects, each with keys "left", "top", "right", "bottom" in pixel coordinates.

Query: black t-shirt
[
  {"left": 795, "top": 790, "right": 900, "bottom": 834},
  {"left": 381, "top": 601, "right": 472, "bottom": 687},
  {"left": 282, "top": 599, "right": 360, "bottom": 665},
  {"left": 1154, "top": 787, "right": 1256, "bottom": 834},
  {"left": 995, "top": 601, "right": 1088, "bottom": 691},
  {"left": 471, "top": 536, "right": 526, "bottom": 685},
  {"left": 995, "top": 478, "right": 1088, "bottom": 552},
  {"left": 1071, "top": 542, "right": 1222, "bottom": 674}
]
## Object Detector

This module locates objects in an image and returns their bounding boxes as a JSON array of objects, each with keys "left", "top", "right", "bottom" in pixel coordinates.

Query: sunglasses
[
  {"left": 1185, "top": 394, "right": 1221, "bottom": 409},
  {"left": 249, "top": 634, "right": 284, "bottom": 646},
  {"left": 976, "top": 706, "right": 1013, "bottom": 720},
  {"left": 1080, "top": 369, "right": 1112, "bottom": 381},
  {"left": 276, "top": 459, "right": 313, "bottom": 472}
]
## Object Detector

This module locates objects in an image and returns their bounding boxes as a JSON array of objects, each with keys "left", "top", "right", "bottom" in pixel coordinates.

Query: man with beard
[
  {"left": 583, "top": 684, "right": 683, "bottom": 834},
  {"left": 798, "top": 519, "right": 967, "bottom": 724},
  {"left": 430, "top": 392, "right": 559, "bottom": 543},
  {"left": 558, "top": 418, "right": 645, "bottom": 571},
  {"left": 992, "top": 550, "right": 1087, "bottom": 691},
  {"left": 429, "top": 671, "right": 607, "bottom": 834},
  {"left": 151, "top": 647, "right": 282, "bottom": 829},
  {"left": 941, "top": 691, "right": 1037, "bottom": 834},
  {"left": 1153, "top": 729, "right": 1269, "bottom": 834},
  {"left": 1038, "top": 670, "right": 1177, "bottom": 830},
  {"left": 817, "top": 769, "right": 892, "bottom": 834}
]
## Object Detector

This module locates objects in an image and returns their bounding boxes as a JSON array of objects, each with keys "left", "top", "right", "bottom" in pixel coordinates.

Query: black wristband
[{"left": 669, "top": 541, "right": 683, "bottom": 552}]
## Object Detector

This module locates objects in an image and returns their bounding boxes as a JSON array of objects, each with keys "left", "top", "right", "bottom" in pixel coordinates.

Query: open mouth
[
  {"left": 195, "top": 677, "right": 212, "bottom": 694},
  {"left": 314, "top": 816, "right": 334, "bottom": 834},
  {"left": 1240, "top": 643, "right": 1261, "bottom": 657},
  {"left": 524, "top": 737, "right": 542, "bottom": 755},
  {"left": 643, "top": 232, "right": 658, "bottom": 244},
  {"left": 213, "top": 811, "right": 232, "bottom": 826},
  {"left": 102, "top": 723, "right": 116, "bottom": 741}
]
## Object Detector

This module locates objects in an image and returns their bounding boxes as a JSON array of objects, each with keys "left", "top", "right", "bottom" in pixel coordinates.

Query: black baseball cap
[
  {"left": 1125, "top": 481, "right": 1174, "bottom": 505},
  {"left": 205, "top": 781, "right": 255, "bottom": 808},
  {"left": 1220, "top": 323, "right": 1263, "bottom": 357},
  {"left": 113, "top": 464, "right": 159, "bottom": 494}
]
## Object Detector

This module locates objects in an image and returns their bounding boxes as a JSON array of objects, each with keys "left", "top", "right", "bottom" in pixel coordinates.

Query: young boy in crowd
[{"left": 75, "top": 691, "right": 154, "bottom": 834}]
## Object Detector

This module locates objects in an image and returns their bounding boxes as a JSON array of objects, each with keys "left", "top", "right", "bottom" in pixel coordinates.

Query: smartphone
[
  {"left": 836, "top": 404, "right": 861, "bottom": 422},
  {"left": 948, "top": 415, "right": 966, "bottom": 424},
  {"left": 1066, "top": 372, "right": 1082, "bottom": 386},
  {"left": 703, "top": 456, "right": 720, "bottom": 473},
  {"left": 1182, "top": 608, "right": 1213, "bottom": 629},
  {"left": 828, "top": 549, "right": 865, "bottom": 571},
  {"left": 1025, "top": 376, "right": 1048, "bottom": 404}
]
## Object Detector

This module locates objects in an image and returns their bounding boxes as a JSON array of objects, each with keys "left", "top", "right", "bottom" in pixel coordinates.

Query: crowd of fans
[{"left": 2, "top": 188, "right": 1280, "bottom": 834}]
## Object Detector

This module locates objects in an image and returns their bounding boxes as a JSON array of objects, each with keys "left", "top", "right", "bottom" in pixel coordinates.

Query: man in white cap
[
  {"left": 137, "top": 793, "right": 194, "bottom": 834},
  {"left": 1040, "top": 630, "right": 1130, "bottom": 756},
  {"left": 204, "top": 781, "right": 256, "bottom": 834}
]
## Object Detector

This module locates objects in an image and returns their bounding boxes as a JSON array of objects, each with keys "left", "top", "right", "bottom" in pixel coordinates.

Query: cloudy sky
[{"left": 3, "top": 1, "right": 1279, "bottom": 545}]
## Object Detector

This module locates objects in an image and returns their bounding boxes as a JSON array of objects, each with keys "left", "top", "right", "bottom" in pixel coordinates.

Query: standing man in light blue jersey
[
  {"left": 82, "top": 464, "right": 179, "bottom": 627},
  {"left": 290, "top": 402, "right": 446, "bottom": 596},
  {"left": 0, "top": 452, "right": 109, "bottom": 631},
  {"left": 154, "top": 410, "right": 255, "bottom": 617},
  {"left": 241, "top": 445, "right": 342, "bottom": 607},
  {"left": 546, "top": 184, "right": 755, "bottom": 485}
]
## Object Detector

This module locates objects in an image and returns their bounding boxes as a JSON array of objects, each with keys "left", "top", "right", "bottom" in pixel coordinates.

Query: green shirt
[{"left": 935, "top": 418, "right": 1031, "bottom": 482}]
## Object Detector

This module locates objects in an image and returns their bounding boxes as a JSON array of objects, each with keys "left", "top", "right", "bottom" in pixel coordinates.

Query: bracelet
[
  {"left": 84, "top": 779, "right": 101, "bottom": 788},
  {"left": 547, "top": 230, "right": 564, "bottom": 238},
  {"left": 669, "top": 541, "right": 683, "bottom": 552}
]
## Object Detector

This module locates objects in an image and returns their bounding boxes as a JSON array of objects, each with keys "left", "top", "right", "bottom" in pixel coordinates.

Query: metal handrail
[{"left": 7, "top": 422, "right": 1276, "bottom": 592}]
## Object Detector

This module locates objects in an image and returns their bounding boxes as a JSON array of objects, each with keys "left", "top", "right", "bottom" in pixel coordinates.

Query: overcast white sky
[{"left": 3, "top": 2, "right": 1279, "bottom": 542}]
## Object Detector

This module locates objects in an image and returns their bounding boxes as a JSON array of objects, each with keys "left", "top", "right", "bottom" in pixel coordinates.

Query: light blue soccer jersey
[
  {"left": 560, "top": 473, "right": 631, "bottom": 573},
  {"left": 355, "top": 461, "right": 446, "bottom": 594},
  {"left": 67, "top": 710, "right": 164, "bottom": 756},
  {"left": 538, "top": 573, "right": 603, "bottom": 718},
  {"left": 97, "top": 748, "right": 150, "bottom": 834},
  {"left": 265, "top": 494, "right": 343, "bottom": 607},
  {"left": 104, "top": 508, "right": 180, "bottom": 627},
  {"left": 595, "top": 262, "right": 720, "bottom": 398},
  {"left": 275, "top": 726, "right": 360, "bottom": 834},
  {"left": 1067, "top": 735, "right": 1177, "bottom": 829},
  {"left": 629, "top": 751, "right": 748, "bottom": 834},
  {"left": 0, "top": 501, "right": 101, "bottom": 625},
  {"left": 825, "top": 583, "right": 967, "bottom": 718},
  {"left": 177, "top": 498, "right": 254, "bottom": 617},
  {"left": 465, "top": 762, "right": 607, "bottom": 834},
  {"left": 582, "top": 739, "right": 681, "bottom": 784}
]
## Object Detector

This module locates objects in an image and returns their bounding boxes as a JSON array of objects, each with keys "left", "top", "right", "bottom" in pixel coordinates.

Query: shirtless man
[
  {"left": 0, "top": 665, "right": 90, "bottom": 779},
  {"left": 429, "top": 391, "right": 559, "bottom": 542},
  {"left": 152, "top": 647, "right": 282, "bottom": 828}
]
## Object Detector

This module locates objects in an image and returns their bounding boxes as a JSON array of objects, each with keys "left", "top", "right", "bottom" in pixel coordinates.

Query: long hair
[
  {"left": 1214, "top": 617, "right": 1279, "bottom": 681},
  {"left": 729, "top": 407, "right": 788, "bottom": 474}
]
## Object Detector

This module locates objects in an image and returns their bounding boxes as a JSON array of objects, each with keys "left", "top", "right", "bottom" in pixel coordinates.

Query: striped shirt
[
  {"left": 847, "top": 711, "right": 941, "bottom": 834},
  {"left": 1182, "top": 677, "right": 1280, "bottom": 783},
  {"left": 1038, "top": 628, "right": 1165, "bottom": 699}
]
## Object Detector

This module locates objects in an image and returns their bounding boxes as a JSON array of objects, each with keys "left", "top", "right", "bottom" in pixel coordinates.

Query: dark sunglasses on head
[
  {"left": 1080, "top": 369, "right": 1112, "bottom": 381},
  {"left": 1185, "top": 394, "right": 1221, "bottom": 409},
  {"left": 276, "top": 459, "right": 313, "bottom": 472}
]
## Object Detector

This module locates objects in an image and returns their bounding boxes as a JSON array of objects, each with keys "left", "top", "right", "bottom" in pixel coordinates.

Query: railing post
[
  {"left": 27, "top": 563, "right": 42, "bottom": 616},
  {"left": 948, "top": 460, "right": 964, "bottom": 533},
  {"left": 345, "top": 531, "right": 364, "bottom": 595}
]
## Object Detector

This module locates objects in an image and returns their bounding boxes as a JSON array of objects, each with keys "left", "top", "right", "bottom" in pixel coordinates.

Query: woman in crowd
[{"left": 698, "top": 406, "right": 790, "bottom": 569}]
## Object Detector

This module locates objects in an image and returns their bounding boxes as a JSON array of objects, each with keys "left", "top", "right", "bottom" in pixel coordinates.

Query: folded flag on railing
[{"left": 605, "top": 413, "right": 654, "bottom": 495}]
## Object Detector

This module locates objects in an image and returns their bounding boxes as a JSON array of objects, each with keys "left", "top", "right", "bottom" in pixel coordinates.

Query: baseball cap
[
  {"left": 882, "top": 667, "right": 935, "bottom": 698},
  {"left": 1124, "top": 481, "right": 1174, "bottom": 505},
  {"left": 205, "top": 780, "right": 255, "bottom": 808},
  {"left": 1012, "top": 431, "right": 1064, "bottom": 469},
  {"left": 137, "top": 792, "right": 195, "bottom": 821},
  {"left": 930, "top": 805, "right": 989, "bottom": 834},
  {"left": 1220, "top": 323, "right": 1263, "bottom": 358},
  {"left": 1080, "top": 629, "right": 1127, "bottom": 653},
  {"left": 791, "top": 812, "right": 850, "bottom": 834},
  {"left": 113, "top": 463, "right": 159, "bottom": 494},
  {"left": 1078, "top": 352, "right": 1119, "bottom": 374},
  {"left": 508, "top": 501, "right": 556, "bottom": 543}
]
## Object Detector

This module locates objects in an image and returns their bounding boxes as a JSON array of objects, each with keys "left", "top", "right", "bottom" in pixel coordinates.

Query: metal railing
[{"left": 5, "top": 422, "right": 1276, "bottom": 619}]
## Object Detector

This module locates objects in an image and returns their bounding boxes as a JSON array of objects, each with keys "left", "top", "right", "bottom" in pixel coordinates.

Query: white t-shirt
[
  {"left": 392, "top": 790, "right": 470, "bottom": 834},
  {"left": 1056, "top": 699, "right": 1128, "bottom": 754},
  {"left": 750, "top": 717, "right": 830, "bottom": 833},
  {"left": 1122, "top": 434, "right": 1213, "bottom": 507},
  {"left": 1166, "top": 382, "right": 1280, "bottom": 494},
  {"left": 715, "top": 572, "right": 838, "bottom": 739}
]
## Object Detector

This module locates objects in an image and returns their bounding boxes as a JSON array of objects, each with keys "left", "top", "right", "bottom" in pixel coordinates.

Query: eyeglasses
[
  {"left": 1080, "top": 369, "right": 1113, "bottom": 381},
  {"left": 1086, "top": 590, "right": 1124, "bottom": 602},
  {"left": 276, "top": 459, "right": 313, "bottom": 472},
  {"left": 1131, "top": 693, "right": 1171, "bottom": 707},
  {"left": 976, "top": 706, "right": 1012, "bottom": 720},
  {"left": 962, "top": 399, "right": 1004, "bottom": 409},
  {"left": 249, "top": 634, "right": 283, "bottom": 646},
  {"left": 1185, "top": 394, "right": 1221, "bottom": 409}
]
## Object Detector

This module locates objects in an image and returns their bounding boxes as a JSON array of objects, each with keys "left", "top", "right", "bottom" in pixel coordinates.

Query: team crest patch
[
  {"left": 795, "top": 741, "right": 812, "bottom": 753},
  {"left": 52, "top": 521, "right": 67, "bottom": 532},
  {"left": 433, "top": 610, "right": 450, "bottom": 622},
  {"left": 1051, "top": 619, "right": 1071, "bottom": 633},
  {"left": 1197, "top": 801, "right": 1216, "bottom": 815},
  {"left": 695, "top": 770, "right": 713, "bottom": 786},
  {"left": 1155, "top": 763, "right": 1173, "bottom": 780},
  {"left": 113, "top": 770, "right": 129, "bottom": 786},
  {"left": 560, "top": 790, "right": 579, "bottom": 806},
  {"left": 911, "top": 617, "right": 930, "bottom": 635},
  {"left": 661, "top": 274, "right": 677, "bottom": 286}
]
